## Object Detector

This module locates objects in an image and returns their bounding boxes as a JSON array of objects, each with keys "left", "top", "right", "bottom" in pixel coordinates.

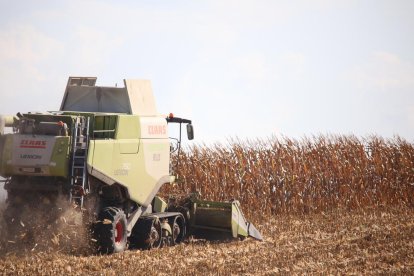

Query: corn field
[
  {"left": 162, "top": 135, "right": 414, "bottom": 217},
  {"left": 2, "top": 135, "right": 414, "bottom": 274}
]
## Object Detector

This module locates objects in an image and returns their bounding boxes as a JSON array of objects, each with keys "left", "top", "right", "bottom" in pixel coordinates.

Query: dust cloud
[{"left": 0, "top": 196, "right": 94, "bottom": 256}]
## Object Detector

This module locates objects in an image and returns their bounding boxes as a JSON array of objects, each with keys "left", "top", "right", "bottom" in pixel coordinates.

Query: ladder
[{"left": 69, "top": 116, "right": 90, "bottom": 208}]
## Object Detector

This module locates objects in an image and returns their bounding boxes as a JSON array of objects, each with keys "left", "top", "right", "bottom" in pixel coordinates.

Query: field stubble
[{"left": 0, "top": 206, "right": 412, "bottom": 275}]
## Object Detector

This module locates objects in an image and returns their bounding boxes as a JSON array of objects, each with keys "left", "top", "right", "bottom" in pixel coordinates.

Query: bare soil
[{"left": 0, "top": 205, "right": 412, "bottom": 275}]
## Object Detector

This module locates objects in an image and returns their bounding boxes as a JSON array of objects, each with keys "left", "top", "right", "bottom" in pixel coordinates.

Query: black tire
[{"left": 94, "top": 207, "right": 127, "bottom": 254}]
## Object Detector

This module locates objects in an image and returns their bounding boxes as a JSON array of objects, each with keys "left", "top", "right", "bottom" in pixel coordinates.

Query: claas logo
[
  {"left": 20, "top": 140, "right": 47, "bottom": 149},
  {"left": 148, "top": 125, "right": 167, "bottom": 135}
]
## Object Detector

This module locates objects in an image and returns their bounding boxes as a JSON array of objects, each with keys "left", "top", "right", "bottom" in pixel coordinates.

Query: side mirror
[{"left": 186, "top": 124, "right": 194, "bottom": 140}]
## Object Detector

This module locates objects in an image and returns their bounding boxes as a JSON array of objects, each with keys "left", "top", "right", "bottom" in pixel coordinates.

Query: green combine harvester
[{"left": 0, "top": 77, "right": 262, "bottom": 253}]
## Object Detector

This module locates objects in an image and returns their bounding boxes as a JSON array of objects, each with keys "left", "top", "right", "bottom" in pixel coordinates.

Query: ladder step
[
  {"left": 75, "top": 144, "right": 87, "bottom": 147},
  {"left": 73, "top": 166, "right": 85, "bottom": 169},
  {"left": 73, "top": 183, "right": 83, "bottom": 186}
]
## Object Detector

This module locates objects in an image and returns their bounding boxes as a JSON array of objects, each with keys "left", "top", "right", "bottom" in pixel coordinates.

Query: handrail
[{"left": 93, "top": 129, "right": 115, "bottom": 133}]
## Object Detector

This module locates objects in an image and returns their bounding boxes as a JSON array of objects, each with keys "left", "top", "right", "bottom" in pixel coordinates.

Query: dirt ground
[{"left": 0, "top": 205, "right": 413, "bottom": 275}]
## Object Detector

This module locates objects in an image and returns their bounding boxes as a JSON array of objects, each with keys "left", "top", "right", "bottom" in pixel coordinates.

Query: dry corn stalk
[{"left": 161, "top": 135, "right": 414, "bottom": 218}]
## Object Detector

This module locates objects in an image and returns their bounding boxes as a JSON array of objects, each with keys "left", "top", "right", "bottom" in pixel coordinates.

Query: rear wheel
[{"left": 94, "top": 207, "right": 127, "bottom": 254}]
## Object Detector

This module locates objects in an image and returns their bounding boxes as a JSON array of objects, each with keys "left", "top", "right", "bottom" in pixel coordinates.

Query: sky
[{"left": 0, "top": 0, "right": 413, "bottom": 144}]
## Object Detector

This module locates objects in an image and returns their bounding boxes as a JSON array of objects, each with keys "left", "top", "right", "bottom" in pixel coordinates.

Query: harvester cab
[{"left": 0, "top": 77, "right": 262, "bottom": 254}]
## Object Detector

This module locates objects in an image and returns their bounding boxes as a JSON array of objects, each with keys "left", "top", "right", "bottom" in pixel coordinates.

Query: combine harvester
[{"left": 0, "top": 77, "right": 262, "bottom": 253}]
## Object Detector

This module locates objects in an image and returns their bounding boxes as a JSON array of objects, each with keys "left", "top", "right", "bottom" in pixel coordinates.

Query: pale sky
[{"left": 0, "top": 0, "right": 413, "bottom": 143}]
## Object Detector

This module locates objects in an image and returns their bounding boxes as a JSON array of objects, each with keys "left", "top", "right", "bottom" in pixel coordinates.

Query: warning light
[{"left": 168, "top": 113, "right": 174, "bottom": 119}]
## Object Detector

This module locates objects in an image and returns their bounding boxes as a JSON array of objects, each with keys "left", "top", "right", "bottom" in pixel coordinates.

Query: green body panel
[
  {"left": 0, "top": 133, "right": 70, "bottom": 177},
  {"left": 115, "top": 115, "right": 140, "bottom": 139},
  {"left": 87, "top": 114, "right": 170, "bottom": 206},
  {"left": 153, "top": 196, "right": 167, "bottom": 213},
  {"left": 47, "top": 136, "right": 70, "bottom": 176},
  {"left": 0, "top": 112, "right": 76, "bottom": 178},
  {"left": 88, "top": 139, "right": 169, "bottom": 205}
]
